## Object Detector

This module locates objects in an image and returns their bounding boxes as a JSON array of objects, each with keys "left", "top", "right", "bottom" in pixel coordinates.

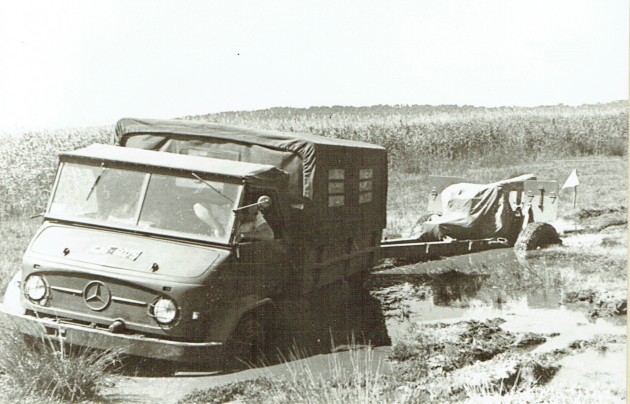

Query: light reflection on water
[{"left": 372, "top": 247, "right": 627, "bottom": 345}]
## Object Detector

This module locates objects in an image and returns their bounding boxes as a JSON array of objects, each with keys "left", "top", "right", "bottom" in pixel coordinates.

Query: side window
[
  {"left": 359, "top": 168, "right": 373, "bottom": 204},
  {"left": 328, "top": 169, "right": 345, "bottom": 207},
  {"left": 246, "top": 190, "right": 283, "bottom": 239}
]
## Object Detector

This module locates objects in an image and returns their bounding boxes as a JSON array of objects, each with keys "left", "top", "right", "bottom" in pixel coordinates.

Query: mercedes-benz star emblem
[{"left": 83, "top": 281, "right": 111, "bottom": 311}]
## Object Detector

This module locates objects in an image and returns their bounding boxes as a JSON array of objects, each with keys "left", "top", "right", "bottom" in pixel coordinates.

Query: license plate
[{"left": 88, "top": 245, "right": 142, "bottom": 261}]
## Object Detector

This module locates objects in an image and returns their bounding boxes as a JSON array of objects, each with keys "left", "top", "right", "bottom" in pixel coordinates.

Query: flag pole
[
  {"left": 574, "top": 185, "right": 578, "bottom": 231},
  {"left": 573, "top": 169, "right": 578, "bottom": 209}
]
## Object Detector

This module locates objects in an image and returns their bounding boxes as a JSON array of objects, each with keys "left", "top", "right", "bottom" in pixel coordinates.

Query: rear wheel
[
  {"left": 223, "top": 310, "right": 272, "bottom": 370},
  {"left": 514, "top": 222, "right": 561, "bottom": 251}
]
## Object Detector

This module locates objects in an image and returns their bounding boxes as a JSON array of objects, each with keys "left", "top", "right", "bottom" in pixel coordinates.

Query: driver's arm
[{"left": 239, "top": 212, "right": 275, "bottom": 241}]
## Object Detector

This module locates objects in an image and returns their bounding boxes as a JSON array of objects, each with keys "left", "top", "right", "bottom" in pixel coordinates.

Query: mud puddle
[
  {"left": 366, "top": 242, "right": 626, "bottom": 401},
  {"left": 547, "top": 343, "right": 626, "bottom": 392},
  {"left": 369, "top": 247, "right": 627, "bottom": 350}
]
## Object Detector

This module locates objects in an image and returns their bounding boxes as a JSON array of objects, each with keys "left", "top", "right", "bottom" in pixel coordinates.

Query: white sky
[{"left": 0, "top": 0, "right": 627, "bottom": 132}]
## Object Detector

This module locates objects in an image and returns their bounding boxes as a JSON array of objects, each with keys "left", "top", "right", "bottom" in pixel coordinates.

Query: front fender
[
  {"left": 3, "top": 270, "right": 25, "bottom": 315},
  {"left": 208, "top": 295, "right": 273, "bottom": 342}
]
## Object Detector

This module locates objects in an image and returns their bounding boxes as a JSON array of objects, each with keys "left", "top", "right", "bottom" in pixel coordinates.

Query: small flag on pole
[
  {"left": 562, "top": 169, "right": 579, "bottom": 189},
  {"left": 562, "top": 169, "right": 579, "bottom": 209}
]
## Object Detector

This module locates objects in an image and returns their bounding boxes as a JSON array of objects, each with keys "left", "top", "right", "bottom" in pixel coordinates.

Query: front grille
[{"left": 33, "top": 273, "right": 159, "bottom": 330}]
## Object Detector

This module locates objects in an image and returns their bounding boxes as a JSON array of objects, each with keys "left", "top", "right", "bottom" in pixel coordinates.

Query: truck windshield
[{"left": 48, "top": 162, "right": 241, "bottom": 243}]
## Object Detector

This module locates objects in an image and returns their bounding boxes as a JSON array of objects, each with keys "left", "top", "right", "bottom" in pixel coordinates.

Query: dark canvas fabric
[
  {"left": 418, "top": 183, "right": 519, "bottom": 242},
  {"left": 115, "top": 118, "right": 385, "bottom": 202}
]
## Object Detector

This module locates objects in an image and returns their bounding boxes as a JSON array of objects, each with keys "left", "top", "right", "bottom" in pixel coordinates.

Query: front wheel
[{"left": 223, "top": 311, "right": 272, "bottom": 370}]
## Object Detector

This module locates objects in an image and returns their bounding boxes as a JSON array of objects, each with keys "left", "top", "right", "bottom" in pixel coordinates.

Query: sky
[{"left": 0, "top": 0, "right": 627, "bottom": 133}]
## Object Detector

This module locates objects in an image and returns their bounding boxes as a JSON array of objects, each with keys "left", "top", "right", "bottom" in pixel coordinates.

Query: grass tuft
[
  {"left": 0, "top": 325, "right": 120, "bottom": 403},
  {"left": 180, "top": 339, "right": 389, "bottom": 404}
]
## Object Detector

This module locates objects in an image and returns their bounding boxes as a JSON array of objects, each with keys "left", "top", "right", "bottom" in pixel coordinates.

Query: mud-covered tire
[
  {"left": 514, "top": 222, "right": 561, "bottom": 251},
  {"left": 223, "top": 310, "right": 273, "bottom": 370}
]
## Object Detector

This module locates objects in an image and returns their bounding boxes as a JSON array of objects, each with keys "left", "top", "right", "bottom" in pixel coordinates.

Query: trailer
[{"left": 379, "top": 174, "right": 562, "bottom": 261}]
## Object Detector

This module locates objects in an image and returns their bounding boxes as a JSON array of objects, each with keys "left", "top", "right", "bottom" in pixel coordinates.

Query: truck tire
[
  {"left": 223, "top": 310, "right": 273, "bottom": 370},
  {"left": 514, "top": 222, "right": 561, "bottom": 251}
]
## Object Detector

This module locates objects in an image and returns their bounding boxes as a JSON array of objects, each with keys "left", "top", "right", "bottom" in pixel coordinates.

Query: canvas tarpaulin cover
[
  {"left": 417, "top": 183, "right": 520, "bottom": 242},
  {"left": 115, "top": 118, "right": 386, "bottom": 204}
]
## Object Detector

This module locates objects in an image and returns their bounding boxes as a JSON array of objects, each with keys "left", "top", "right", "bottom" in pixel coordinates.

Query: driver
[{"left": 235, "top": 206, "right": 274, "bottom": 241}]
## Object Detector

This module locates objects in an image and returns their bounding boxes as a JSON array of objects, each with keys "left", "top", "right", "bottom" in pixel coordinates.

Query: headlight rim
[
  {"left": 149, "top": 296, "right": 180, "bottom": 326},
  {"left": 24, "top": 274, "right": 49, "bottom": 303}
]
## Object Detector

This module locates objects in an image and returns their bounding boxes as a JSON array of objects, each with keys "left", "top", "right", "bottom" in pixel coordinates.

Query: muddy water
[
  {"left": 369, "top": 245, "right": 627, "bottom": 394},
  {"left": 371, "top": 247, "right": 627, "bottom": 350}
]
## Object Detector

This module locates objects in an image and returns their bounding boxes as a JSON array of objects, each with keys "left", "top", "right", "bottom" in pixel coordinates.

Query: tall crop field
[
  {"left": 0, "top": 102, "right": 626, "bottom": 219},
  {"left": 185, "top": 102, "right": 628, "bottom": 172},
  {"left": 0, "top": 126, "right": 112, "bottom": 218}
]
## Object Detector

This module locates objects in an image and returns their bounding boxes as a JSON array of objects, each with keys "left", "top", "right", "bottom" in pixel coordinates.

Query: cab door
[
  {"left": 232, "top": 240, "right": 291, "bottom": 297},
  {"left": 229, "top": 190, "right": 295, "bottom": 298}
]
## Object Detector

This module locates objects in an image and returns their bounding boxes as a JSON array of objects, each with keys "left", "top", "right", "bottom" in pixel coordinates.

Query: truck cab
[{"left": 1, "top": 119, "right": 388, "bottom": 365}]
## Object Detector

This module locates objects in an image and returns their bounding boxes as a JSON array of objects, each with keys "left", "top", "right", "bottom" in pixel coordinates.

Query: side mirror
[
  {"left": 233, "top": 195, "right": 273, "bottom": 212},
  {"left": 257, "top": 195, "right": 272, "bottom": 210}
]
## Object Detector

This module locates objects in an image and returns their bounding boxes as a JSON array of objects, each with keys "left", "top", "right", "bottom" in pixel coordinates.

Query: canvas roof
[
  {"left": 115, "top": 118, "right": 386, "bottom": 200},
  {"left": 61, "top": 144, "right": 288, "bottom": 186},
  {"left": 115, "top": 117, "right": 384, "bottom": 150}
]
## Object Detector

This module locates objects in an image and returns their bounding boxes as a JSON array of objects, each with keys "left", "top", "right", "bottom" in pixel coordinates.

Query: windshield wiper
[
  {"left": 85, "top": 163, "right": 107, "bottom": 201},
  {"left": 191, "top": 172, "right": 234, "bottom": 204}
]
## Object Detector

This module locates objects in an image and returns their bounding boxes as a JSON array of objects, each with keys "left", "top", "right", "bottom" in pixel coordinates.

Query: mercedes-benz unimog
[{"left": 1, "top": 118, "right": 387, "bottom": 365}]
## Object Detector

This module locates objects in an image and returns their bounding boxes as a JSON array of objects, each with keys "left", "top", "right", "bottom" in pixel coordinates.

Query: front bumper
[{"left": 0, "top": 304, "right": 223, "bottom": 364}]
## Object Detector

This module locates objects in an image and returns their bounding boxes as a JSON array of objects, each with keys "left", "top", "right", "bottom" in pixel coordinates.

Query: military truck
[{"left": 1, "top": 118, "right": 387, "bottom": 365}]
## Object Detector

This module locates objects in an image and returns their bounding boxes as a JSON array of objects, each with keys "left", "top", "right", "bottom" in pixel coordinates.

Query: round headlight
[
  {"left": 24, "top": 275, "right": 48, "bottom": 302},
  {"left": 152, "top": 297, "right": 178, "bottom": 325}
]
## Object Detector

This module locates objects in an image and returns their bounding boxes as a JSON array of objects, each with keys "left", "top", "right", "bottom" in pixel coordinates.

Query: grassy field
[
  {"left": 0, "top": 327, "right": 119, "bottom": 403},
  {"left": 0, "top": 102, "right": 626, "bottom": 402}
]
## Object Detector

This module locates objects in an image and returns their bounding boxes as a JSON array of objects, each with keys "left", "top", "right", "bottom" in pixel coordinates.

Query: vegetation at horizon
[
  {"left": 185, "top": 101, "right": 628, "bottom": 171},
  {"left": 0, "top": 102, "right": 626, "bottom": 220}
]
